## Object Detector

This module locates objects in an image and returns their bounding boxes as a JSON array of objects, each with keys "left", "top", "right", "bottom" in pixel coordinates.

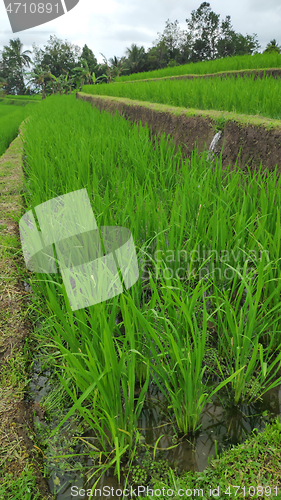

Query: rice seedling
[
  {"left": 19, "top": 94, "right": 281, "bottom": 483},
  {"left": 83, "top": 73, "right": 281, "bottom": 120},
  {"left": 46, "top": 293, "right": 150, "bottom": 483},
  {"left": 116, "top": 51, "right": 281, "bottom": 82},
  {"left": 124, "top": 275, "right": 245, "bottom": 434}
]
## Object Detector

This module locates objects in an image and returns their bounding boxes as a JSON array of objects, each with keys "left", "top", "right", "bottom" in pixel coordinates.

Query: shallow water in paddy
[{"left": 29, "top": 362, "right": 281, "bottom": 499}]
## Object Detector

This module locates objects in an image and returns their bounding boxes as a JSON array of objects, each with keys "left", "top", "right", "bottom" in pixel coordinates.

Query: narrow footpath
[{"left": 0, "top": 132, "right": 53, "bottom": 499}]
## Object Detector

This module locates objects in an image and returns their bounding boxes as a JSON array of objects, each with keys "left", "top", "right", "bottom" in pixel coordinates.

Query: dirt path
[{"left": 0, "top": 132, "right": 53, "bottom": 498}]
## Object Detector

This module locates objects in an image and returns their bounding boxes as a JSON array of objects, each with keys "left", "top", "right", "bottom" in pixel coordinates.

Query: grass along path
[{"left": 0, "top": 131, "right": 53, "bottom": 499}]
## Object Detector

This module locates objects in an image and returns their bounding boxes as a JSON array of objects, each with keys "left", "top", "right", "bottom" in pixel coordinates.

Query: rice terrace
[{"left": 1, "top": 15, "right": 281, "bottom": 500}]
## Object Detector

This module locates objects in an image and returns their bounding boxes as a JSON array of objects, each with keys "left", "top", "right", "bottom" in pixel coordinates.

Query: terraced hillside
[
  {"left": 77, "top": 54, "right": 281, "bottom": 177},
  {"left": 115, "top": 51, "right": 281, "bottom": 82}
]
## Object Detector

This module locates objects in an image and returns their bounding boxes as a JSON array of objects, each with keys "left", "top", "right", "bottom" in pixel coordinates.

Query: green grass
[
  {"left": 19, "top": 94, "right": 281, "bottom": 488},
  {"left": 0, "top": 95, "right": 42, "bottom": 107},
  {"left": 3, "top": 94, "right": 42, "bottom": 100},
  {"left": 0, "top": 102, "right": 37, "bottom": 156},
  {"left": 83, "top": 73, "right": 281, "bottom": 120},
  {"left": 0, "top": 467, "right": 41, "bottom": 500},
  {"left": 116, "top": 52, "right": 281, "bottom": 82},
  {"left": 0, "top": 100, "right": 40, "bottom": 107}
]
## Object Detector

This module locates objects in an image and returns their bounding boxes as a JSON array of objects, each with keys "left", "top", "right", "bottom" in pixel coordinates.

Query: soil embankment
[{"left": 77, "top": 92, "right": 281, "bottom": 174}]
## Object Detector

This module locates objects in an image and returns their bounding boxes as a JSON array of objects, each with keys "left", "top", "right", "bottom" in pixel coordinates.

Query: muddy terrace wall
[{"left": 77, "top": 92, "right": 281, "bottom": 174}]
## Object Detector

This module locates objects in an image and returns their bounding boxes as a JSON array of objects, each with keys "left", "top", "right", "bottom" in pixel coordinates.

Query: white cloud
[{"left": 0, "top": 0, "right": 280, "bottom": 60}]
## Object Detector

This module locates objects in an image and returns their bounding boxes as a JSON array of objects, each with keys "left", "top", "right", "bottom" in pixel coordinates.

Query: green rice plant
[
  {"left": 19, "top": 94, "right": 281, "bottom": 483},
  {"left": 37, "top": 286, "right": 150, "bottom": 484},
  {"left": 115, "top": 52, "right": 281, "bottom": 82},
  {"left": 122, "top": 274, "right": 244, "bottom": 434},
  {"left": 21, "top": 95, "right": 281, "bottom": 335},
  {"left": 21, "top": 97, "right": 281, "bottom": 310},
  {"left": 20, "top": 95, "right": 183, "bottom": 253},
  {"left": 212, "top": 253, "right": 281, "bottom": 405},
  {"left": 83, "top": 73, "right": 281, "bottom": 120}
]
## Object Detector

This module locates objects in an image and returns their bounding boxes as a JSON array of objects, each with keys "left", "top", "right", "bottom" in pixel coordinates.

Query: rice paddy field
[
  {"left": 0, "top": 98, "right": 39, "bottom": 156},
  {"left": 83, "top": 73, "right": 281, "bottom": 120},
  {"left": 116, "top": 52, "right": 281, "bottom": 82},
  {"left": 3, "top": 94, "right": 41, "bottom": 100},
  {"left": 18, "top": 93, "right": 281, "bottom": 495}
]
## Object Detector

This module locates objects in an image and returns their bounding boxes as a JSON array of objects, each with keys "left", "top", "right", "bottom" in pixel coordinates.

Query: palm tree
[
  {"left": 1, "top": 38, "right": 32, "bottom": 94},
  {"left": 124, "top": 44, "right": 147, "bottom": 74},
  {"left": 3, "top": 38, "right": 32, "bottom": 69},
  {"left": 26, "top": 68, "right": 52, "bottom": 99},
  {"left": 263, "top": 39, "right": 281, "bottom": 54},
  {"left": 109, "top": 55, "right": 127, "bottom": 78}
]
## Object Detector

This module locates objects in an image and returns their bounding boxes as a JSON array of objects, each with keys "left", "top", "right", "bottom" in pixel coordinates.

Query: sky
[{"left": 0, "top": 0, "right": 281, "bottom": 64}]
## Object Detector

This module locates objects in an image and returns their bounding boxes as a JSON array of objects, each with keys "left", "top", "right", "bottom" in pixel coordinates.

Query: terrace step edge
[
  {"left": 117, "top": 67, "right": 281, "bottom": 84},
  {"left": 77, "top": 92, "right": 281, "bottom": 174}
]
